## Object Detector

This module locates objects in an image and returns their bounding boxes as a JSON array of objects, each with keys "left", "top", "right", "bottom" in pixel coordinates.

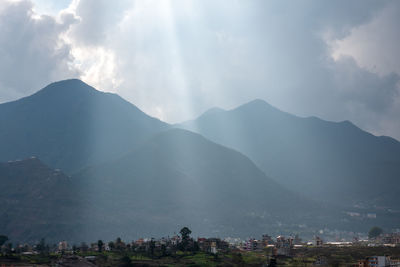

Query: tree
[
  {"left": 161, "top": 244, "right": 167, "bottom": 256},
  {"left": 232, "top": 253, "right": 244, "bottom": 266},
  {"left": 180, "top": 227, "right": 192, "bottom": 241},
  {"left": 97, "top": 240, "right": 104, "bottom": 252},
  {"left": 193, "top": 241, "right": 199, "bottom": 252},
  {"left": 179, "top": 227, "right": 192, "bottom": 251},
  {"left": 368, "top": 226, "right": 383, "bottom": 239},
  {"left": 268, "top": 257, "right": 277, "bottom": 267},
  {"left": 80, "top": 242, "right": 89, "bottom": 252},
  {"left": 115, "top": 237, "right": 126, "bottom": 251},
  {"left": 108, "top": 241, "right": 115, "bottom": 251},
  {"left": 0, "top": 235, "right": 8, "bottom": 247},
  {"left": 5, "top": 242, "right": 13, "bottom": 254},
  {"left": 149, "top": 239, "right": 155, "bottom": 257},
  {"left": 36, "top": 238, "right": 48, "bottom": 255},
  {"left": 120, "top": 255, "right": 133, "bottom": 267}
]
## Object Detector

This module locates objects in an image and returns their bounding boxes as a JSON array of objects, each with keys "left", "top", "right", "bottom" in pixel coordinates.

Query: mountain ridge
[
  {"left": 0, "top": 79, "right": 169, "bottom": 173},
  {"left": 179, "top": 98, "right": 400, "bottom": 208},
  {"left": 1, "top": 80, "right": 399, "bottom": 242}
]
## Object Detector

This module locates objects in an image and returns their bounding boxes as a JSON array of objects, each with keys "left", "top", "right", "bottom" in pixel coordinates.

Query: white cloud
[
  {"left": 331, "top": 2, "right": 400, "bottom": 77},
  {"left": 0, "top": 0, "right": 79, "bottom": 102},
  {"left": 70, "top": 45, "right": 121, "bottom": 92}
]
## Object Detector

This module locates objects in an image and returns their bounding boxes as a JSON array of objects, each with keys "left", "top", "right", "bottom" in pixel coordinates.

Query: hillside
[
  {"left": 73, "top": 128, "right": 331, "bottom": 241},
  {"left": 0, "top": 158, "right": 83, "bottom": 243},
  {"left": 1, "top": 130, "right": 328, "bottom": 242},
  {"left": 179, "top": 99, "right": 400, "bottom": 209}
]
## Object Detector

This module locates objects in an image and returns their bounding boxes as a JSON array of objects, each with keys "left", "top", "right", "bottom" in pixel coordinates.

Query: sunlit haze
[
  {"left": 2, "top": 2, "right": 400, "bottom": 265},
  {"left": 1, "top": 0, "right": 400, "bottom": 140}
]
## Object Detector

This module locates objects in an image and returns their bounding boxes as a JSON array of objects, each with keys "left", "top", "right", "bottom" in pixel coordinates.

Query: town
[{"left": 1, "top": 227, "right": 400, "bottom": 266}]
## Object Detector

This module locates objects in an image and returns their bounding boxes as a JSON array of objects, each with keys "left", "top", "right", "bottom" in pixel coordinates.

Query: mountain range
[
  {"left": 179, "top": 99, "right": 400, "bottom": 209},
  {"left": 1, "top": 79, "right": 399, "bottom": 242}
]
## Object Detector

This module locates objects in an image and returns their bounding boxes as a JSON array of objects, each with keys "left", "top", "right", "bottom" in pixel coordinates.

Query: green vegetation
[
  {"left": 179, "top": 226, "right": 193, "bottom": 252},
  {"left": 97, "top": 240, "right": 104, "bottom": 253},
  {"left": 2, "top": 246, "right": 400, "bottom": 266}
]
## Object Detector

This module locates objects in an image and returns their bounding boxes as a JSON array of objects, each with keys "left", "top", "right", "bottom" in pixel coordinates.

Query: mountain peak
[
  {"left": 0, "top": 79, "right": 168, "bottom": 173},
  {"left": 248, "top": 98, "right": 270, "bottom": 105},
  {"left": 50, "top": 78, "right": 88, "bottom": 86},
  {"left": 240, "top": 98, "right": 275, "bottom": 109},
  {"left": 35, "top": 79, "right": 98, "bottom": 98},
  {"left": 198, "top": 107, "right": 225, "bottom": 119},
  {"left": 233, "top": 98, "right": 282, "bottom": 115}
]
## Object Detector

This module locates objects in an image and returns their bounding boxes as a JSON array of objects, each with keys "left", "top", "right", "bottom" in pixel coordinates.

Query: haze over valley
[{"left": 1, "top": 79, "right": 399, "bottom": 243}]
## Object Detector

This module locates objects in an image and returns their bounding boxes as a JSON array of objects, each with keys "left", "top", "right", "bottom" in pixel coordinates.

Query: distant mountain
[
  {"left": 1, "top": 88, "right": 398, "bottom": 243},
  {"left": 73, "top": 128, "right": 331, "bottom": 241},
  {"left": 179, "top": 99, "right": 400, "bottom": 209},
  {"left": 0, "top": 79, "right": 168, "bottom": 173},
  {"left": 0, "top": 158, "right": 82, "bottom": 243},
  {"left": 198, "top": 107, "right": 225, "bottom": 118}
]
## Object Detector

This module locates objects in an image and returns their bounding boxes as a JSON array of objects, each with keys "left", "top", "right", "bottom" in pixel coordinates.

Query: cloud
[
  {"left": 331, "top": 1, "right": 400, "bottom": 76},
  {"left": 326, "top": 1, "right": 400, "bottom": 138},
  {"left": 67, "top": 0, "right": 131, "bottom": 46},
  {"left": 0, "top": 0, "right": 79, "bottom": 102},
  {"left": 331, "top": 57, "right": 399, "bottom": 112},
  {"left": 1, "top": 0, "right": 400, "bottom": 140}
]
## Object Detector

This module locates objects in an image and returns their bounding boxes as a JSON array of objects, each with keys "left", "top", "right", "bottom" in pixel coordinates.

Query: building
[
  {"left": 358, "top": 256, "right": 390, "bottom": 267},
  {"left": 135, "top": 238, "right": 145, "bottom": 246},
  {"left": 197, "top": 238, "right": 229, "bottom": 253},
  {"left": 210, "top": 242, "right": 217, "bottom": 254},
  {"left": 275, "top": 236, "right": 293, "bottom": 256},
  {"left": 58, "top": 241, "right": 68, "bottom": 251},
  {"left": 170, "top": 235, "right": 181, "bottom": 246},
  {"left": 382, "top": 233, "right": 400, "bottom": 245},
  {"left": 390, "top": 258, "right": 400, "bottom": 267},
  {"left": 243, "top": 239, "right": 264, "bottom": 251},
  {"left": 314, "top": 236, "right": 323, "bottom": 247},
  {"left": 262, "top": 234, "right": 274, "bottom": 246}
]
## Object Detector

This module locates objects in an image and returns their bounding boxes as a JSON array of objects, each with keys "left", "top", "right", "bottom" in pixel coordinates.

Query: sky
[{"left": 1, "top": 0, "right": 400, "bottom": 140}]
